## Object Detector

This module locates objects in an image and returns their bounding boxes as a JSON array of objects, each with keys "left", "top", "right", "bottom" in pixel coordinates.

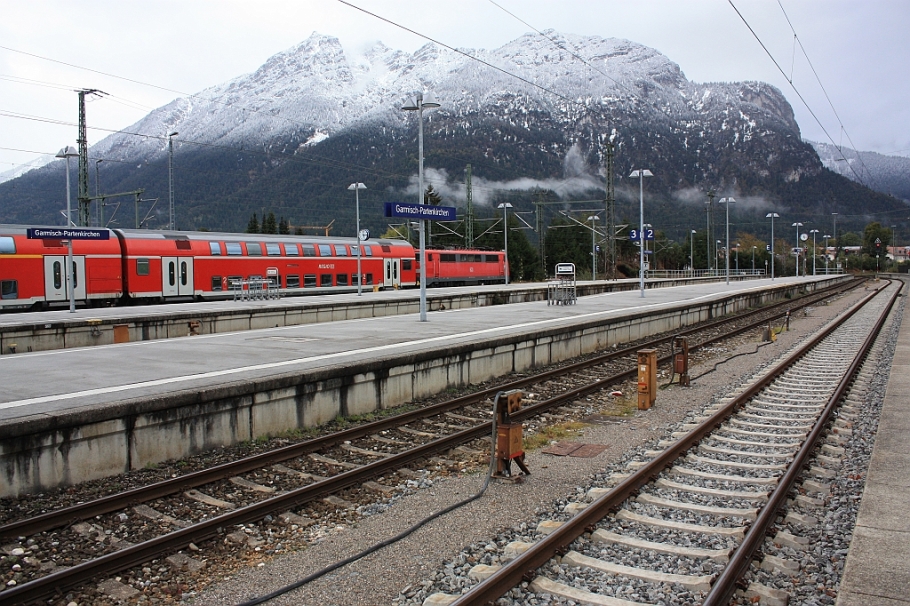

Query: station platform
[
  {"left": 837, "top": 280, "right": 910, "bottom": 605},
  {"left": 0, "top": 275, "right": 845, "bottom": 497},
  {"left": 0, "top": 275, "right": 729, "bottom": 355}
]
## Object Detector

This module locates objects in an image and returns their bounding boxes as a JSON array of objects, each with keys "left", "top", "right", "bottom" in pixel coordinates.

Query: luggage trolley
[{"left": 547, "top": 262, "right": 577, "bottom": 305}]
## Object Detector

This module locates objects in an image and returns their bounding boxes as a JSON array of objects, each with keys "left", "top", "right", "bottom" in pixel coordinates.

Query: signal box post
[
  {"left": 493, "top": 390, "right": 530, "bottom": 478},
  {"left": 637, "top": 349, "right": 657, "bottom": 410},
  {"left": 673, "top": 336, "right": 690, "bottom": 387}
]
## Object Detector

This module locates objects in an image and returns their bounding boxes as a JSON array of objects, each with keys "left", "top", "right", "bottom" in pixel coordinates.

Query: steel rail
[
  {"left": 0, "top": 278, "right": 860, "bottom": 542},
  {"left": 447, "top": 282, "right": 892, "bottom": 606},
  {"left": 703, "top": 279, "right": 901, "bottom": 605},
  {"left": 0, "top": 280, "right": 864, "bottom": 604}
]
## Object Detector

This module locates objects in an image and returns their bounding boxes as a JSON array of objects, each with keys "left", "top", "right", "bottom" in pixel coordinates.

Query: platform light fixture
[
  {"left": 766, "top": 212, "right": 780, "bottom": 280},
  {"left": 809, "top": 229, "right": 819, "bottom": 275},
  {"left": 792, "top": 222, "right": 804, "bottom": 277},
  {"left": 588, "top": 215, "right": 600, "bottom": 281},
  {"left": 498, "top": 202, "right": 514, "bottom": 284},
  {"left": 719, "top": 197, "right": 735, "bottom": 284},
  {"left": 167, "top": 132, "right": 178, "bottom": 230},
  {"left": 630, "top": 169, "right": 653, "bottom": 297},
  {"left": 402, "top": 92, "right": 440, "bottom": 322},
  {"left": 348, "top": 182, "right": 367, "bottom": 296},
  {"left": 56, "top": 145, "right": 79, "bottom": 313}
]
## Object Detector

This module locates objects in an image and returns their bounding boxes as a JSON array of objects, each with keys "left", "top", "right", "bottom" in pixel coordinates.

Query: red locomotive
[{"left": 0, "top": 225, "right": 507, "bottom": 310}]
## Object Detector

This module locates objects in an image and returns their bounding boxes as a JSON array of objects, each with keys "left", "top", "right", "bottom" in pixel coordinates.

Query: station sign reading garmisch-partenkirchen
[
  {"left": 26, "top": 228, "right": 110, "bottom": 240},
  {"left": 384, "top": 202, "right": 457, "bottom": 221}
]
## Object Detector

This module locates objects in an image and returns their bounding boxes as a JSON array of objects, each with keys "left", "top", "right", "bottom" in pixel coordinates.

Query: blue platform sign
[
  {"left": 628, "top": 228, "right": 654, "bottom": 241},
  {"left": 384, "top": 202, "right": 457, "bottom": 222},
  {"left": 27, "top": 228, "right": 110, "bottom": 240}
]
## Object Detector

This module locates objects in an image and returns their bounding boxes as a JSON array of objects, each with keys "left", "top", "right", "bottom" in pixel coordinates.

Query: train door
[
  {"left": 43, "top": 255, "right": 86, "bottom": 302},
  {"left": 162, "top": 257, "right": 195, "bottom": 297},
  {"left": 383, "top": 258, "right": 401, "bottom": 288}
]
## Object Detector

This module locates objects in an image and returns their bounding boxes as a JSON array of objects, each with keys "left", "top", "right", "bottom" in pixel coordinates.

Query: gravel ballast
[{"left": 182, "top": 286, "right": 887, "bottom": 606}]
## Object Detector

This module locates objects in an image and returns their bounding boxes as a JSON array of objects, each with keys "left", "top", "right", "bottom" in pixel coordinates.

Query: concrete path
[{"left": 837, "top": 285, "right": 910, "bottom": 605}]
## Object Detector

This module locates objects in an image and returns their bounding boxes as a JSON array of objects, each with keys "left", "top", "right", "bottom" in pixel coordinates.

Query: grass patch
[
  {"left": 598, "top": 397, "right": 638, "bottom": 418},
  {"left": 523, "top": 421, "right": 587, "bottom": 451}
]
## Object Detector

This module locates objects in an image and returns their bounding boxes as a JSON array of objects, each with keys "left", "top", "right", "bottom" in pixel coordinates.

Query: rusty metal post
[{"left": 637, "top": 349, "right": 657, "bottom": 409}]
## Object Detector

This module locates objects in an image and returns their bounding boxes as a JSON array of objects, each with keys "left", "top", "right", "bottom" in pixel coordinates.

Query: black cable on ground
[
  {"left": 235, "top": 393, "right": 506, "bottom": 606},
  {"left": 689, "top": 340, "right": 775, "bottom": 382}
]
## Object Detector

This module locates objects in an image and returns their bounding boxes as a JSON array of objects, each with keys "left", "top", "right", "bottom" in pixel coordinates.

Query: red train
[{"left": 0, "top": 225, "right": 508, "bottom": 311}]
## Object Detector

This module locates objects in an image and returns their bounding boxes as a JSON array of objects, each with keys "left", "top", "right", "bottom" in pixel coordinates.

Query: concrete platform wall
[{"left": 0, "top": 280, "right": 829, "bottom": 496}]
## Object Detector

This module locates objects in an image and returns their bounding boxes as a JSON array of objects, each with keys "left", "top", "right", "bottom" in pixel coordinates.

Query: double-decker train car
[
  {"left": 115, "top": 229, "right": 418, "bottom": 303},
  {"left": 0, "top": 224, "right": 508, "bottom": 310},
  {"left": 0, "top": 225, "right": 124, "bottom": 309}
]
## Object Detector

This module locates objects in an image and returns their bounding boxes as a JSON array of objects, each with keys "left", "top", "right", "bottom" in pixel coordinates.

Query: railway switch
[
  {"left": 493, "top": 390, "right": 530, "bottom": 478},
  {"left": 673, "top": 336, "right": 690, "bottom": 387},
  {"left": 637, "top": 349, "right": 657, "bottom": 410}
]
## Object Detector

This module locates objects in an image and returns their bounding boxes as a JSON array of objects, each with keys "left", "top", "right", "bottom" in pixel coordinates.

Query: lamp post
[
  {"left": 348, "top": 182, "right": 366, "bottom": 296},
  {"left": 402, "top": 92, "right": 440, "bottom": 322},
  {"left": 809, "top": 229, "right": 819, "bottom": 275},
  {"left": 766, "top": 212, "right": 780, "bottom": 280},
  {"left": 498, "top": 203, "right": 514, "bottom": 284},
  {"left": 719, "top": 197, "right": 735, "bottom": 284},
  {"left": 823, "top": 234, "right": 831, "bottom": 273},
  {"left": 752, "top": 245, "right": 756, "bottom": 273},
  {"left": 167, "top": 131, "right": 178, "bottom": 230},
  {"left": 690, "top": 229, "right": 696, "bottom": 276},
  {"left": 55, "top": 145, "right": 79, "bottom": 313},
  {"left": 792, "top": 222, "right": 804, "bottom": 277},
  {"left": 630, "top": 169, "right": 653, "bottom": 297},
  {"left": 588, "top": 215, "right": 599, "bottom": 280},
  {"left": 705, "top": 201, "right": 713, "bottom": 273},
  {"left": 891, "top": 225, "right": 897, "bottom": 269},
  {"left": 832, "top": 212, "right": 838, "bottom": 266},
  {"left": 735, "top": 242, "right": 740, "bottom": 274}
]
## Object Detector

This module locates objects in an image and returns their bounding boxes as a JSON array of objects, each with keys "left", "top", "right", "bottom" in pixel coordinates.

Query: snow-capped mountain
[
  {"left": 811, "top": 141, "right": 910, "bottom": 202},
  {"left": 1, "top": 31, "right": 901, "bottom": 232}
]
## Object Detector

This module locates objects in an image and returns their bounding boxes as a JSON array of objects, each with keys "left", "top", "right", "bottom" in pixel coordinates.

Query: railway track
[
  {"left": 404, "top": 279, "right": 899, "bottom": 606},
  {"left": 0, "top": 278, "right": 864, "bottom": 604}
]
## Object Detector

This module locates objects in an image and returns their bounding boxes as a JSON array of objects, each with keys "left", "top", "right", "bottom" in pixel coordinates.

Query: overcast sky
[{"left": 1, "top": 0, "right": 908, "bottom": 173}]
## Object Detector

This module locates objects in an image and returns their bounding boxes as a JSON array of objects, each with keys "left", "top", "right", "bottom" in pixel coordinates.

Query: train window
[
  {"left": 334, "top": 245, "right": 348, "bottom": 256},
  {"left": 363, "top": 245, "right": 373, "bottom": 257},
  {"left": 168, "top": 262, "right": 176, "bottom": 287},
  {"left": 137, "top": 258, "right": 150, "bottom": 276},
  {"left": 304, "top": 274, "right": 317, "bottom": 288},
  {"left": 209, "top": 242, "right": 222, "bottom": 255},
  {"left": 337, "top": 274, "right": 349, "bottom": 286},
  {"left": 302, "top": 244, "right": 316, "bottom": 257},
  {"left": 351, "top": 245, "right": 359, "bottom": 257},
  {"left": 247, "top": 243, "right": 263, "bottom": 256},
  {"left": 180, "top": 261, "right": 189, "bottom": 286},
  {"left": 381, "top": 245, "right": 391, "bottom": 253},
  {"left": 0, "top": 280, "right": 17, "bottom": 299},
  {"left": 266, "top": 243, "right": 281, "bottom": 256},
  {"left": 227, "top": 276, "right": 242, "bottom": 290},
  {"left": 320, "top": 274, "right": 332, "bottom": 287},
  {"left": 427, "top": 253, "right": 434, "bottom": 261},
  {"left": 485, "top": 255, "right": 499, "bottom": 263},
  {"left": 365, "top": 273, "right": 374, "bottom": 285},
  {"left": 0, "top": 237, "right": 15, "bottom": 254},
  {"left": 226, "top": 243, "right": 243, "bottom": 255},
  {"left": 402, "top": 259, "right": 413, "bottom": 271},
  {"left": 53, "top": 261, "right": 62, "bottom": 289},
  {"left": 175, "top": 240, "right": 191, "bottom": 251},
  {"left": 352, "top": 273, "right": 359, "bottom": 285},
  {"left": 441, "top": 254, "right": 456, "bottom": 263},
  {"left": 283, "top": 243, "right": 300, "bottom": 256},
  {"left": 211, "top": 276, "right": 223, "bottom": 291},
  {"left": 318, "top": 244, "right": 332, "bottom": 256},
  {"left": 286, "top": 274, "right": 300, "bottom": 288}
]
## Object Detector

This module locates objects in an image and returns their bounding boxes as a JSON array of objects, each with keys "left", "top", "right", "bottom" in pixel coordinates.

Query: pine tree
[
  {"left": 278, "top": 216, "right": 290, "bottom": 235},
  {"left": 262, "top": 212, "right": 277, "bottom": 234},
  {"left": 246, "top": 213, "right": 260, "bottom": 234}
]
